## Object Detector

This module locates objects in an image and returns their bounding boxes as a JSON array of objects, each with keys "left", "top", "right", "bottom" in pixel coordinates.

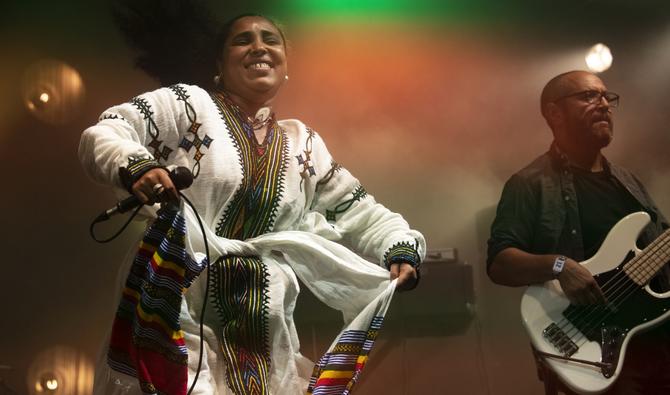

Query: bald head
[
  {"left": 539, "top": 70, "right": 614, "bottom": 154},
  {"left": 540, "top": 70, "right": 600, "bottom": 119}
]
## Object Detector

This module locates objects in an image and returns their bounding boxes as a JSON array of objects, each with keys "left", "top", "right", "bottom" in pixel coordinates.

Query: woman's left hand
[{"left": 389, "top": 262, "right": 419, "bottom": 292}]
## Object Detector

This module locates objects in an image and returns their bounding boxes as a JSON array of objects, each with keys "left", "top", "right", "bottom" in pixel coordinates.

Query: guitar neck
[{"left": 623, "top": 228, "right": 670, "bottom": 285}]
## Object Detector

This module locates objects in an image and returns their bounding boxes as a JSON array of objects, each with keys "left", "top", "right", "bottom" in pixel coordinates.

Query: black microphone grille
[{"left": 170, "top": 166, "right": 194, "bottom": 190}]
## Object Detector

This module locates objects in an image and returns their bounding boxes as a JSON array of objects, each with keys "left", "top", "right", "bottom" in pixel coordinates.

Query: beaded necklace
[{"left": 216, "top": 91, "right": 275, "bottom": 147}]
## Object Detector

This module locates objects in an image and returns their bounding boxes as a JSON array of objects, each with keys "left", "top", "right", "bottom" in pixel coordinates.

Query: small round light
[
  {"left": 36, "top": 372, "right": 58, "bottom": 393},
  {"left": 27, "top": 346, "right": 94, "bottom": 395},
  {"left": 21, "top": 59, "right": 86, "bottom": 125},
  {"left": 585, "top": 43, "right": 613, "bottom": 73},
  {"left": 46, "top": 379, "right": 58, "bottom": 390}
]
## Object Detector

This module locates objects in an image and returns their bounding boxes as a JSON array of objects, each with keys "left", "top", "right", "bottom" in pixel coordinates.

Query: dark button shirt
[
  {"left": 572, "top": 168, "right": 643, "bottom": 259},
  {"left": 487, "top": 142, "right": 669, "bottom": 289}
]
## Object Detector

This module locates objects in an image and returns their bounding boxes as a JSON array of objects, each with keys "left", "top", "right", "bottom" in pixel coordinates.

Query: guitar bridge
[{"left": 543, "top": 323, "right": 578, "bottom": 356}]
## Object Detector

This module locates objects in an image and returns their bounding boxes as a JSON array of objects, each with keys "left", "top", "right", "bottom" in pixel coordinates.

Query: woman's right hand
[{"left": 131, "top": 168, "right": 179, "bottom": 204}]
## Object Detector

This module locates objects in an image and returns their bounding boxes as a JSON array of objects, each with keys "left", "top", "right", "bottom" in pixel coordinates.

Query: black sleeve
[
  {"left": 636, "top": 176, "right": 670, "bottom": 231},
  {"left": 486, "top": 173, "right": 538, "bottom": 269},
  {"left": 632, "top": 174, "right": 670, "bottom": 291}
]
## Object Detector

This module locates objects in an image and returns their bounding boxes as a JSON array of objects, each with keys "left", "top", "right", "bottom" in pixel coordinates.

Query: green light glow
[
  {"left": 273, "top": 0, "right": 500, "bottom": 24},
  {"left": 288, "top": 0, "right": 426, "bottom": 15}
]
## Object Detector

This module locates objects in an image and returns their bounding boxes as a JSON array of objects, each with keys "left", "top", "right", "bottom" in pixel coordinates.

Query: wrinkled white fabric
[{"left": 79, "top": 84, "right": 425, "bottom": 394}]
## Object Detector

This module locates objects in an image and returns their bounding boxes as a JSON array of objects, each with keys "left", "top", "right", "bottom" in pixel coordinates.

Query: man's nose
[{"left": 597, "top": 94, "right": 611, "bottom": 108}]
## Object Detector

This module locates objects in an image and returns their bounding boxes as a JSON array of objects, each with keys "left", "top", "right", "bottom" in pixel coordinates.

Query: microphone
[{"left": 94, "top": 166, "right": 193, "bottom": 223}]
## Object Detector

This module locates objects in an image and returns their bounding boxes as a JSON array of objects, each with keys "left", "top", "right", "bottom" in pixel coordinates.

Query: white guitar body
[{"left": 521, "top": 212, "right": 670, "bottom": 394}]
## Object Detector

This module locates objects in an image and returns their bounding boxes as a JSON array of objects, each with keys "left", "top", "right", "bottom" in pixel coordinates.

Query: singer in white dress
[{"left": 79, "top": 15, "right": 425, "bottom": 395}]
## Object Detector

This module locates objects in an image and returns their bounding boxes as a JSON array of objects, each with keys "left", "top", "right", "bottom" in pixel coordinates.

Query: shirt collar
[{"left": 548, "top": 141, "right": 612, "bottom": 175}]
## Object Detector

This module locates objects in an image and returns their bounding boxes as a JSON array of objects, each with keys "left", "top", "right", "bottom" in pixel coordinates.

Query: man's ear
[{"left": 544, "top": 102, "right": 564, "bottom": 126}]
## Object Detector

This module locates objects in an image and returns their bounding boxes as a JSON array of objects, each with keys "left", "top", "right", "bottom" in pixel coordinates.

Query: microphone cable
[
  {"left": 89, "top": 204, "right": 143, "bottom": 243},
  {"left": 89, "top": 191, "right": 211, "bottom": 394},
  {"left": 180, "top": 191, "right": 211, "bottom": 395}
]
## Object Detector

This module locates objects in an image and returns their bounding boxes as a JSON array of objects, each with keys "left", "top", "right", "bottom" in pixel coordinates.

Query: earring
[
  {"left": 213, "top": 75, "right": 221, "bottom": 85},
  {"left": 284, "top": 75, "right": 289, "bottom": 81}
]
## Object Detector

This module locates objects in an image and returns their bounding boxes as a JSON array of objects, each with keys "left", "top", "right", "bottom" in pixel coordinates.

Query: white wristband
[{"left": 552, "top": 255, "right": 566, "bottom": 278}]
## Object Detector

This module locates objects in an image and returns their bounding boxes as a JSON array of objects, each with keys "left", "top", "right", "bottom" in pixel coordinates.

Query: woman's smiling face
[{"left": 217, "top": 16, "right": 288, "bottom": 105}]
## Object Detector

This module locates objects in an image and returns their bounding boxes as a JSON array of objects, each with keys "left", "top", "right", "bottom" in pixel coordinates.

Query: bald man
[{"left": 487, "top": 71, "right": 670, "bottom": 394}]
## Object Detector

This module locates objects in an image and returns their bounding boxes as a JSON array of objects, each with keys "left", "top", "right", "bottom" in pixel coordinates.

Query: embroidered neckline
[
  {"left": 214, "top": 91, "right": 276, "bottom": 147},
  {"left": 210, "top": 92, "right": 289, "bottom": 240}
]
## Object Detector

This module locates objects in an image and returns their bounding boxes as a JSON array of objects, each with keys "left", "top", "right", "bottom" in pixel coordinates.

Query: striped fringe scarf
[
  {"left": 107, "top": 206, "right": 206, "bottom": 395},
  {"left": 308, "top": 316, "right": 385, "bottom": 395}
]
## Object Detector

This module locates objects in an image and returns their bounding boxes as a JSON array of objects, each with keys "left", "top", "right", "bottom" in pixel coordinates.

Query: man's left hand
[{"left": 389, "top": 262, "right": 419, "bottom": 292}]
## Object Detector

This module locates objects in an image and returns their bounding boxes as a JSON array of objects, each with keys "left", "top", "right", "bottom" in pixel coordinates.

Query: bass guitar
[{"left": 520, "top": 211, "right": 670, "bottom": 394}]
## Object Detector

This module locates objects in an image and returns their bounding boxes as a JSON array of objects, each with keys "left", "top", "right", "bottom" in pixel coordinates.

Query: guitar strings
[
  {"left": 543, "top": 229, "right": 670, "bottom": 352},
  {"left": 555, "top": 235, "right": 668, "bottom": 349},
  {"left": 573, "top": 234, "right": 668, "bottom": 332},
  {"left": 571, "top": 239, "right": 668, "bottom": 345},
  {"left": 567, "top": 234, "right": 667, "bottom": 329},
  {"left": 557, "top": 238, "right": 667, "bottom": 351},
  {"left": 549, "top": 239, "right": 649, "bottom": 338}
]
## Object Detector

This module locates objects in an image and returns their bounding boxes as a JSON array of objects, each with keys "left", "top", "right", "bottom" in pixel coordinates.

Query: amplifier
[{"left": 389, "top": 248, "right": 474, "bottom": 320}]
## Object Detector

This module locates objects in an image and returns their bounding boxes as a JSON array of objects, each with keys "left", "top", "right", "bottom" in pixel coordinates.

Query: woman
[{"left": 80, "top": 14, "right": 425, "bottom": 395}]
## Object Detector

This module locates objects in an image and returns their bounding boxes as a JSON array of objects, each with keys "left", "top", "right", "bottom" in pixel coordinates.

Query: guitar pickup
[{"left": 543, "top": 323, "right": 579, "bottom": 356}]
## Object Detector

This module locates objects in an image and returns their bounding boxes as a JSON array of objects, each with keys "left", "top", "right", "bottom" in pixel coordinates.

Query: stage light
[
  {"left": 35, "top": 372, "right": 58, "bottom": 393},
  {"left": 21, "top": 59, "right": 85, "bottom": 125},
  {"left": 44, "top": 377, "right": 58, "bottom": 391},
  {"left": 27, "top": 346, "right": 93, "bottom": 395},
  {"left": 585, "top": 43, "right": 613, "bottom": 73}
]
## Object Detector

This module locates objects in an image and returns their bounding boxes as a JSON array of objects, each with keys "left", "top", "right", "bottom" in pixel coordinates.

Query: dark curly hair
[{"left": 112, "top": 0, "right": 285, "bottom": 90}]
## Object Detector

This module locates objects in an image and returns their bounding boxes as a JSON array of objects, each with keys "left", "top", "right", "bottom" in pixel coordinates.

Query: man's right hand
[{"left": 557, "top": 258, "right": 607, "bottom": 305}]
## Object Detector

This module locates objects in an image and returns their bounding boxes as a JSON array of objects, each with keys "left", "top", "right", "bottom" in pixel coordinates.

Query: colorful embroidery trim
[
  {"left": 208, "top": 92, "right": 286, "bottom": 394},
  {"left": 211, "top": 92, "right": 288, "bottom": 240},
  {"left": 326, "top": 185, "right": 368, "bottom": 222},
  {"left": 383, "top": 240, "right": 421, "bottom": 268},
  {"left": 171, "top": 85, "right": 213, "bottom": 178},
  {"left": 107, "top": 207, "right": 206, "bottom": 395},
  {"left": 130, "top": 96, "right": 173, "bottom": 162},
  {"left": 308, "top": 316, "right": 384, "bottom": 395},
  {"left": 210, "top": 256, "right": 271, "bottom": 395},
  {"left": 119, "top": 155, "right": 161, "bottom": 190}
]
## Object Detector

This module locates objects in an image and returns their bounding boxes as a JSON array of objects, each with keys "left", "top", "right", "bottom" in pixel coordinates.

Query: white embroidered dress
[{"left": 79, "top": 84, "right": 425, "bottom": 395}]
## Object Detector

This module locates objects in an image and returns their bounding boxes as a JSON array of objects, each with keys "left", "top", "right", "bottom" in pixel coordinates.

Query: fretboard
[{"left": 624, "top": 228, "right": 670, "bottom": 285}]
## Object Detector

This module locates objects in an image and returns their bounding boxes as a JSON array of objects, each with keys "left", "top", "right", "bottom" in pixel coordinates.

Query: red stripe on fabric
[
  {"left": 135, "top": 348, "right": 188, "bottom": 395},
  {"left": 315, "top": 377, "right": 351, "bottom": 387},
  {"left": 109, "top": 318, "right": 188, "bottom": 395},
  {"left": 109, "top": 318, "right": 134, "bottom": 352}
]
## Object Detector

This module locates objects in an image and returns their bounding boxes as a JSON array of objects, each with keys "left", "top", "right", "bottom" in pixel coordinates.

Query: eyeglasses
[{"left": 554, "top": 90, "right": 620, "bottom": 108}]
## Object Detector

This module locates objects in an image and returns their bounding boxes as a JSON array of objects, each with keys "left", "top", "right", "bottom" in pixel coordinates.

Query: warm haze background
[{"left": 1, "top": 1, "right": 670, "bottom": 394}]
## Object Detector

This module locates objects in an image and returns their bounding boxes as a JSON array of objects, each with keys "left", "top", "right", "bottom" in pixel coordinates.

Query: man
[{"left": 487, "top": 70, "right": 670, "bottom": 394}]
